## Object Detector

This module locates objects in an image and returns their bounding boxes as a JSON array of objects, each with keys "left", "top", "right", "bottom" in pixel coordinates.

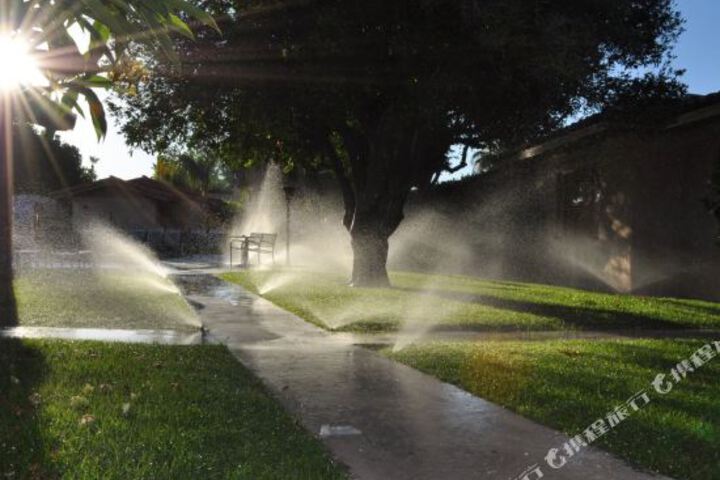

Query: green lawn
[
  {"left": 220, "top": 269, "right": 720, "bottom": 333},
  {"left": 384, "top": 339, "right": 720, "bottom": 480},
  {"left": 0, "top": 339, "right": 347, "bottom": 479},
  {"left": 14, "top": 270, "right": 198, "bottom": 330}
]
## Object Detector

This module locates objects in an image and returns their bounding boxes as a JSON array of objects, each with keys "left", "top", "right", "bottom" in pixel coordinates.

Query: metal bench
[{"left": 229, "top": 232, "right": 277, "bottom": 267}]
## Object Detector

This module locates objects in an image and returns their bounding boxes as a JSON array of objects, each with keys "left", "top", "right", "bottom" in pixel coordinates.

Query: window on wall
[
  {"left": 569, "top": 179, "right": 602, "bottom": 207},
  {"left": 558, "top": 167, "right": 603, "bottom": 236}
]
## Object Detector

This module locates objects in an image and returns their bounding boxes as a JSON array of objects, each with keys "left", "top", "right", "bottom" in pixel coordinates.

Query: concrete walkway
[{"left": 175, "top": 272, "right": 671, "bottom": 480}]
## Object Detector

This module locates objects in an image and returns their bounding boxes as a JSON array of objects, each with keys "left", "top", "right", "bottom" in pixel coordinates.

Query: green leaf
[
  {"left": 61, "top": 91, "right": 85, "bottom": 119},
  {"left": 74, "top": 17, "right": 115, "bottom": 65},
  {"left": 92, "top": 20, "right": 111, "bottom": 44},
  {"left": 76, "top": 75, "right": 114, "bottom": 89},
  {"left": 169, "top": 13, "right": 195, "bottom": 39},
  {"left": 73, "top": 86, "right": 108, "bottom": 139},
  {"left": 166, "top": 0, "right": 220, "bottom": 32},
  {"left": 80, "top": 0, "right": 137, "bottom": 40},
  {"left": 23, "top": 90, "right": 78, "bottom": 132}
]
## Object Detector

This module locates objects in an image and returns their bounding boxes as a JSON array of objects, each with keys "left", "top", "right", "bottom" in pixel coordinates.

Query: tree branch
[{"left": 324, "top": 139, "right": 356, "bottom": 232}]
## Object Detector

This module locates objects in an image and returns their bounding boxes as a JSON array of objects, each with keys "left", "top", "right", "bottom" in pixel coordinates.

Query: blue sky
[{"left": 59, "top": 1, "right": 720, "bottom": 180}]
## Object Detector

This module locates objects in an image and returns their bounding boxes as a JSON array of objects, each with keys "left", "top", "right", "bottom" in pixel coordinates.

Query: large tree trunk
[
  {"left": 347, "top": 189, "right": 408, "bottom": 287},
  {"left": 330, "top": 105, "right": 452, "bottom": 288},
  {"left": 350, "top": 229, "right": 390, "bottom": 287},
  {"left": 340, "top": 107, "right": 420, "bottom": 288},
  {"left": 0, "top": 100, "right": 17, "bottom": 326}
]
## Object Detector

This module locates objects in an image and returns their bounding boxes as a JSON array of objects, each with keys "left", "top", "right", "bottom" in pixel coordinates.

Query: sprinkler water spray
[{"left": 283, "top": 177, "right": 297, "bottom": 266}]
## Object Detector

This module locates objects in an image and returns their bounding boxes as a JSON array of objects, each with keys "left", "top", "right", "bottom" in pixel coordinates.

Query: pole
[
  {"left": 0, "top": 94, "right": 17, "bottom": 326},
  {"left": 285, "top": 194, "right": 291, "bottom": 266}
]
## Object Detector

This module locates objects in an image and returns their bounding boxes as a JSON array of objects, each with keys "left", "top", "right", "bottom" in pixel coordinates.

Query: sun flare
[{"left": 0, "top": 34, "right": 45, "bottom": 91}]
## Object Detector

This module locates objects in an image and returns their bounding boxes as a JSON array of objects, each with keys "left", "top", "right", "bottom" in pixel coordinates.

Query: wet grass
[
  {"left": 220, "top": 269, "right": 720, "bottom": 333},
  {"left": 0, "top": 339, "right": 347, "bottom": 480},
  {"left": 384, "top": 338, "right": 720, "bottom": 480},
  {"left": 14, "top": 270, "right": 198, "bottom": 331}
]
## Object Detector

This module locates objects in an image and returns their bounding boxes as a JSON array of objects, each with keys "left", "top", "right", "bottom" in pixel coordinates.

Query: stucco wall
[
  {"left": 630, "top": 119, "right": 720, "bottom": 298},
  {"left": 396, "top": 117, "right": 720, "bottom": 300},
  {"left": 71, "top": 193, "right": 160, "bottom": 231},
  {"left": 12, "top": 194, "right": 67, "bottom": 249}
]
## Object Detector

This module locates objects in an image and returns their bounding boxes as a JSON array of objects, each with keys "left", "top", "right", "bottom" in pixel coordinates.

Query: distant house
[
  {"left": 13, "top": 194, "right": 65, "bottom": 249},
  {"left": 49, "top": 176, "right": 212, "bottom": 232},
  {"left": 407, "top": 92, "right": 720, "bottom": 300}
]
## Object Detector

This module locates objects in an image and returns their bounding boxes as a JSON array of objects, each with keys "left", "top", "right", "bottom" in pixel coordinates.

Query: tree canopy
[
  {"left": 12, "top": 125, "right": 95, "bottom": 193},
  {"left": 154, "top": 148, "right": 232, "bottom": 195},
  {"left": 114, "top": 0, "right": 686, "bottom": 285}
]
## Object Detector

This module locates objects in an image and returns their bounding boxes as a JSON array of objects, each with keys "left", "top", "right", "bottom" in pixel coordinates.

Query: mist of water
[
  {"left": 81, "top": 222, "right": 201, "bottom": 328},
  {"left": 256, "top": 270, "right": 303, "bottom": 295},
  {"left": 83, "top": 223, "right": 174, "bottom": 289},
  {"left": 224, "top": 162, "right": 702, "bottom": 348},
  {"left": 391, "top": 281, "right": 465, "bottom": 352},
  {"left": 228, "top": 163, "right": 352, "bottom": 274},
  {"left": 231, "top": 164, "right": 286, "bottom": 239},
  {"left": 224, "top": 165, "right": 544, "bottom": 347}
]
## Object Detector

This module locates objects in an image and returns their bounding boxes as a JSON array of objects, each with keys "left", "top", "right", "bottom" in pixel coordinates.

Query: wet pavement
[
  {"left": 163, "top": 255, "right": 228, "bottom": 274},
  {"left": 173, "top": 271, "right": 672, "bottom": 480},
  {"left": 0, "top": 326, "right": 205, "bottom": 345}
]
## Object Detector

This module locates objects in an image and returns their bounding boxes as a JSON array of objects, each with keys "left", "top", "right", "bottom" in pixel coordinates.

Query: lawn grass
[
  {"left": 14, "top": 270, "right": 198, "bottom": 331},
  {"left": 0, "top": 339, "right": 347, "bottom": 479},
  {"left": 384, "top": 339, "right": 720, "bottom": 480},
  {"left": 220, "top": 269, "right": 720, "bottom": 333}
]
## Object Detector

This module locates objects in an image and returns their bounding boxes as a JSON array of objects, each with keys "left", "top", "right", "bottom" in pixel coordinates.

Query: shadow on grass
[
  {"left": 654, "top": 298, "right": 720, "bottom": 317},
  {"left": 396, "top": 287, "right": 702, "bottom": 331},
  {"left": 0, "top": 339, "right": 53, "bottom": 478},
  {"left": 1, "top": 274, "right": 18, "bottom": 327},
  {"left": 518, "top": 341, "right": 720, "bottom": 478}
]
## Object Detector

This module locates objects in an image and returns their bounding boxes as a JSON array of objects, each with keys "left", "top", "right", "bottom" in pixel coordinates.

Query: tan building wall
[
  {"left": 71, "top": 192, "right": 160, "bottom": 231},
  {"left": 630, "top": 117, "right": 720, "bottom": 298},
  {"left": 398, "top": 108, "right": 720, "bottom": 300}
]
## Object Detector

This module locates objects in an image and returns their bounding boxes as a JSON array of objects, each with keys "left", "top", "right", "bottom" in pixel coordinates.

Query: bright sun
[{"left": 0, "top": 34, "right": 45, "bottom": 91}]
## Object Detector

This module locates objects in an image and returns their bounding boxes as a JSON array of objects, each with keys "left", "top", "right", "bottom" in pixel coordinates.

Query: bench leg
[{"left": 242, "top": 243, "right": 249, "bottom": 267}]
